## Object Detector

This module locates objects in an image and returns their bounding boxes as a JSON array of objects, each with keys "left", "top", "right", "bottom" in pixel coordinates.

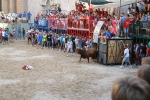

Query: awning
[
  {"left": 80, "top": 0, "right": 111, "bottom": 5},
  {"left": 94, "top": 0, "right": 143, "bottom": 8}
]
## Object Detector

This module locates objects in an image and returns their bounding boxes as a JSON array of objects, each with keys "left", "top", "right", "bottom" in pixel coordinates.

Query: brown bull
[{"left": 77, "top": 47, "right": 97, "bottom": 63}]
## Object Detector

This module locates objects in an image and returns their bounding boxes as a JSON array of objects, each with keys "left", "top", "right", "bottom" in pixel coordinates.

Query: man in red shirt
[{"left": 123, "top": 14, "right": 131, "bottom": 38}]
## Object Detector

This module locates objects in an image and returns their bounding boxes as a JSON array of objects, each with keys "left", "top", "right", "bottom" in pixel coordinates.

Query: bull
[{"left": 77, "top": 47, "right": 97, "bottom": 63}]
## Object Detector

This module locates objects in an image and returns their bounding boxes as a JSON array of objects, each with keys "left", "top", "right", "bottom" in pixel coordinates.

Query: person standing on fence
[
  {"left": 22, "top": 28, "right": 25, "bottom": 40},
  {"left": 120, "top": 13, "right": 126, "bottom": 37},
  {"left": 123, "top": 14, "right": 131, "bottom": 38},
  {"left": 18, "top": 27, "right": 21, "bottom": 39}
]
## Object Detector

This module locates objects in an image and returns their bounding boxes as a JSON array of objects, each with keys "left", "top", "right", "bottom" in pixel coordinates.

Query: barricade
[{"left": 67, "top": 28, "right": 90, "bottom": 38}]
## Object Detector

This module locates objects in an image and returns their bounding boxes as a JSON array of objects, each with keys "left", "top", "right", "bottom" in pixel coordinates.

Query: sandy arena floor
[{"left": 0, "top": 40, "right": 138, "bottom": 100}]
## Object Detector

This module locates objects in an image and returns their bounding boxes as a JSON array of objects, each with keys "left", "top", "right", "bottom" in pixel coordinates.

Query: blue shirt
[
  {"left": 104, "top": 31, "right": 111, "bottom": 38},
  {"left": 52, "top": 36, "right": 55, "bottom": 42},
  {"left": 23, "top": 13, "right": 26, "bottom": 17},
  {"left": 121, "top": 17, "right": 126, "bottom": 26},
  {"left": 27, "top": 13, "right": 32, "bottom": 19},
  {"left": 18, "top": 14, "right": 22, "bottom": 18},
  {"left": 5, "top": 31, "right": 8, "bottom": 38},
  {"left": 38, "top": 34, "right": 43, "bottom": 43},
  {"left": 60, "top": 37, "right": 63, "bottom": 43},
  {"left": 142, "top": 16, "right": 148, "bottom": 22},
  {"left": 18, "top": 28, "right": 21, "bottom": 33}
]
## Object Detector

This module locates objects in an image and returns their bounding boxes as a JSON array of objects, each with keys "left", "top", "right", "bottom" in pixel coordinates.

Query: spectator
[
  {"left": 138, "top": 65, "right": 150, "bottom": 85},
  {"left": 141, "top": 13, "right": 148, "bottom": 28},
  {"left": 22, "top": 28, "right": 25, "bottom": 40},
  {"left": 146, "top": 44, "right": 150, "bottom": 56},
  {"left": 134, "top": 17, "right": 140, "bottom": 35},
  {"left": 139, "top": 43, "right": 146, "bottom": 61},
  {"left": 18, "top": 13, "right": 22, "bottom": 22},
  {"left": 18, "top": 27, "right": 21, "bottom": 39},
  {"left": 120, "top": 13, "right": 126, "bottom": 37},
  {"left": 27, "top": 11, "right": 32, "bottom": 22},
  {"left": 111, "top": 76, "right": 150, "bottom": 100},
  {"left": 123, "top": 14, "right": 131, "bottom": 38},
  {"left": 100, "top": 29, "right": 111, "bottom": 44},
  {"left": 66, "top": 39, "right": 73, "bottom": 57},
  {"left": 146, "top": 20, "right": 150, "bottom": 35},
  {"left": 120, "top": 44, "right": 132, "bottom": 69},
  {"left": 23, "top": 12, "right": 27, "bottom": 22}
]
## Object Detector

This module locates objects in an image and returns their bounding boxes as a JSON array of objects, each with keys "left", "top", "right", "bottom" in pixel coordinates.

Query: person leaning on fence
[{"left": 111, "top": 76, "right": 150, "bottom": 100}]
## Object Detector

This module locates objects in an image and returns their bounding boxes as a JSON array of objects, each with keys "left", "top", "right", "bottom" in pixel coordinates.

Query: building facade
[{"left": 1, "top": 0, "right": 76, "bottom": 22}]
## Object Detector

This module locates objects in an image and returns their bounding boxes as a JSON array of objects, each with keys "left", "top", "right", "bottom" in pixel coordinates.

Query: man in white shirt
[
  {"left": 75, "top": 36, "right": 79, "bottom": 49},
  {"left": 67, "top": 39, "right": 73, "bottom": 57},
  {"left": 120, "top": 44, "right": 132, "bottom": 69},
  {"left": 2, "top": 30, "right": 5, "bottom": 44}
]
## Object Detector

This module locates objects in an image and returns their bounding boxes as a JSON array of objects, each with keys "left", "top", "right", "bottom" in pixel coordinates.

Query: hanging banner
[{"left": 93, "top": 21, "right": 104, "bottom": 43}]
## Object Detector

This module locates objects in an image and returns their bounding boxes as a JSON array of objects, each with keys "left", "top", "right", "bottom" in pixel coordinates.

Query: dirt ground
[{"left": 0, "top": 40, "right": 138, "bottom": 100}]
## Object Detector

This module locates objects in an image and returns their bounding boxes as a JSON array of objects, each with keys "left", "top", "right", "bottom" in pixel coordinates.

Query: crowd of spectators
[
  {"left": 0, "top": 11, "right": 32, "bottom": 23},
  {"left": 26, "top": 28, "right": 92, "bottom": 55},
  {"left": 34, "top": 1, "right": 150, "bottom": 39}
]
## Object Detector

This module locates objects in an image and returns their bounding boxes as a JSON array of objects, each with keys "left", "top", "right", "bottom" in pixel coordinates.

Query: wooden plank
[{"left": 107, "top": 40, "right": 117, "bottom": 64}]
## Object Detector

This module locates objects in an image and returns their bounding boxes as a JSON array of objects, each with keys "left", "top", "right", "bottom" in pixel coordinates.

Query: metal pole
[
  {"left": 119, "top": 0, "right": 121, "bottom": 37},
  {"left": 119, "top": 0, "right": 121, "bottom": 18}
]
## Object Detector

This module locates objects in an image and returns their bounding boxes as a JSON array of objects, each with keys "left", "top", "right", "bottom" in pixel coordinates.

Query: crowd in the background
[
  {"left": 25, "top": 28, "right": 92, "bottom": 56},
  {"left": 0, "top": 11, "right": 32, "bottom": 23},
  {"left": 34, "top": 1, "right": 150, "bottom": 38}
]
